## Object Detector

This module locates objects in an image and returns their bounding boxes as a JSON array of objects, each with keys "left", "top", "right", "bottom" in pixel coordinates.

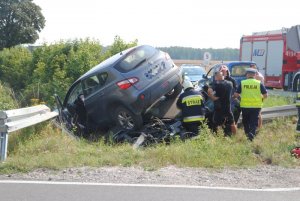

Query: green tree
[
  {"left": 0, "top": 46, "right": 32, "bottom": 91},
  {"left": 107, "top": 35, "right": 138, "bottom": 56},
  {"left": 0, "top": 0, "right": 45, "bottom": 50},
  {"left": 25, "top": 39, "right": 104, "bottom": 106},
  {"left": 0, "top": 37, "right": 138, "bottom": 106}
]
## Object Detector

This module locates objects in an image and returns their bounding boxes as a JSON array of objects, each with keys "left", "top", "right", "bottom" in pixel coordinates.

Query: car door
[
  {"left": 82, "top": 72, "right": 109, "bottom": 125},
  {"left": 62, "top": 80, "right": 84, "bottom": 128}
]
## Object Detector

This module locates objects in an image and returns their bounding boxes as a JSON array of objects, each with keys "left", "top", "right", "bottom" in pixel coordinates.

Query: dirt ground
[{"left": 1, "top": 165, "right": 300, "bottom": 189}]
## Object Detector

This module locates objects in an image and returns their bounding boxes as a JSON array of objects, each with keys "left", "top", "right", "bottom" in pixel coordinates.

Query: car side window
[
  {"left": 67, "top": 82, "right": 83, "bottom": 105},
  {"left": 83, "top": 73, "right": 108, "bottom": 96}
]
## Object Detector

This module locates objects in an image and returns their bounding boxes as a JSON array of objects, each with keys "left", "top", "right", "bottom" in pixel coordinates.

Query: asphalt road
[{"left": 0, "top": 181, "right": 299, "bottom": 201}]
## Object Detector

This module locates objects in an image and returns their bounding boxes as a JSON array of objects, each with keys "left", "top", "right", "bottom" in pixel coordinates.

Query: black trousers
[
  {"left": 241, "top": 108, "right": 261, "bottom": 141},
  {"left": 212, "top": 110, "right": 234, "bottom": 137},
  {"left": 182, "top": 121, "right": 201, "bottom": 135}
]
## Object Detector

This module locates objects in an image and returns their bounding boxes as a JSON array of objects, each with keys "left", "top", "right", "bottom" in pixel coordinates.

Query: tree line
[{"left": 158, "top": 46, "right": 239, "bottom": 61}]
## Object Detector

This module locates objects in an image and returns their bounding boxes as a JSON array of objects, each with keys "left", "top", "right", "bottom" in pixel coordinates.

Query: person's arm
[
  {"left": 233, "top": 84, "right": 241, "bottom": 98},
  {"left": 230, "top": 77, "right": 237, "bottom": 92},
  {"left": 260, "top": 83, "right": 268, "bottom": 100},
  {"left": 262, "top": 93, "right": 268, "bottom": 99},
  {"left": 207, "top": 87, "right": 219, "bottom": 101}
]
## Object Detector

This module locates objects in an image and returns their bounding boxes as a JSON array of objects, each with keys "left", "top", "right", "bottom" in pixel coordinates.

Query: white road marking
[{"left": 0, "top": 180, "right": 299, "bottom": 192}]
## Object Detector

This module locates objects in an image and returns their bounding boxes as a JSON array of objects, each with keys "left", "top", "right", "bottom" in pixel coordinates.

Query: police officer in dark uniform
[
  {"left": 176, "top": 78, "right": 206, "bottom": 135},
  {"left": 234, "top": 68, "right": 268, "bottom": 141}
]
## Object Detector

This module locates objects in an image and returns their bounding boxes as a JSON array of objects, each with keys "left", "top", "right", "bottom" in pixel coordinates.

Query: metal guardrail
[
  {"left": 261, "top": 105, "right": 298, "bottom": 119},
  {"left": 0, "top": 105, "right": 58, "bottom": 161}
]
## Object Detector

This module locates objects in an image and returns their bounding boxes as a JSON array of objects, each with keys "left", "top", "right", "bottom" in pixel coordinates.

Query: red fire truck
[{"left": 240, "top": 25, "right": 300, "bottom": 91}]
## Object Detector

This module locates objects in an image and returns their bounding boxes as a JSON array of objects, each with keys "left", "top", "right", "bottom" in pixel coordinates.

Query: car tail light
[{"left": 117, "top": 77, "right": 139, "bottom": 90}]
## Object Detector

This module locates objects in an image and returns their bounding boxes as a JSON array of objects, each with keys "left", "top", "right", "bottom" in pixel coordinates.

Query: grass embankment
[
  {"left": 263, "top": 95, "right": 294, "bottom": 107},
  {"left": 0, "top": 93, "right": 299, "bottom": 174}
]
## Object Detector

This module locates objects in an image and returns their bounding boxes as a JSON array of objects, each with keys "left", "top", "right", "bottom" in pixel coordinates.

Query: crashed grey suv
[{"left": 56, "top": 45, "right": 183, "bottom": 134}]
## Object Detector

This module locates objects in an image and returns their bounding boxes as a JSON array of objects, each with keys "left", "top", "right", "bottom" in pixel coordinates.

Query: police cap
[{"left": 245, "top": 68, "right": 257, "bottom": 74}]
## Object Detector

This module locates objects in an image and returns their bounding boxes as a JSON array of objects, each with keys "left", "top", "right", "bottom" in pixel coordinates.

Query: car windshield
[{"left": 183, "top": 67, "right": 206, "bottom": 75}]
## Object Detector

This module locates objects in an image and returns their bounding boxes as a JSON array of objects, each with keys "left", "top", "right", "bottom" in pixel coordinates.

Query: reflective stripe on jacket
[
  {"left": 182, "top": 94, "right": 203, "bottom": 106},
  {"left": 176, "top": 89, "right": 205, "bottom": 123},
  {"left": 183, "top": 115, "right": 205, "bottom": 123},
  {"left": 240, "top": 79, "right": 263, "bottom": 108}
]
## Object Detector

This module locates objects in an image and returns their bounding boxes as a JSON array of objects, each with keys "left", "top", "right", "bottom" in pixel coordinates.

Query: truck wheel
[
  {"left": 113, "top": 106, "right": 143, "bottom": 130},
  {"left": 165, "top": 82, "right": 182, "bottom": 99},
  {"left": 293, "top": 75, "right": 300, "bottom": 92}
]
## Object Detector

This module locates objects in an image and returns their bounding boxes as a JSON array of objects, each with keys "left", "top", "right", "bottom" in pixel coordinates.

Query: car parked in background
[
  {"left": 181, "top": 64, "right": 206, "bottom": 88},
  {"left": 56, "top": 45, "right": 183, "bottom": 135}
]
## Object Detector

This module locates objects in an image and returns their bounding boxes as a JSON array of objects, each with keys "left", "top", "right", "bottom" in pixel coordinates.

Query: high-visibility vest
[
  {"left": 296, "top": 92, "right": 300, "bottom": 107},
  {"left": 240, "top": 79, "right": 263, "bottom": 108}
]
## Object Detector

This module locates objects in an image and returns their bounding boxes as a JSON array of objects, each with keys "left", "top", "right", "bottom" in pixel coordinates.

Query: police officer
[
  {"left": 250, "top": 63, "right": 265, "bottom": 129},
  {"left": 234, "top": 68, "right": 268, "bottom": 141},
  {"left": 176, "top": 78, "right": 206, "bottom": 135}
]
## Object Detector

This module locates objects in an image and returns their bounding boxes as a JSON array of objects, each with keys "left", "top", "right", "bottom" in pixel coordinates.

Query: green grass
[
  {"left": 263, "top": 95, "right": 294, "bottom": 108},
  {"left": 1, "top": 118, "right": 299, "bottom": 174},
  {"left": 0, "top": 94, "right": 299, "bottom": 174}
]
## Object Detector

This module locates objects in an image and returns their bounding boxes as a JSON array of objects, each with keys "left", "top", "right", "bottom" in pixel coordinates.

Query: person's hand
[{"left": 207, "top": 88, "right": 213, "bottom": 96}]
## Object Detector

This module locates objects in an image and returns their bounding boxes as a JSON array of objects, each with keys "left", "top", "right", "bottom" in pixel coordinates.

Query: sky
[{"left": 33, "top": 0, "right": 299, "bottom": 49}]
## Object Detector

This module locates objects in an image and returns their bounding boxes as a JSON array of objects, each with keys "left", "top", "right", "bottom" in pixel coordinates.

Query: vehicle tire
[
  {"left": 293, "top": 75, "right": 300, "bottom": 92},
  {"left": 113, "top": 106, "right": 143, "bottom": 130},
  {"left": 165, "top": 82, "right": 182, "bottom": 99}
]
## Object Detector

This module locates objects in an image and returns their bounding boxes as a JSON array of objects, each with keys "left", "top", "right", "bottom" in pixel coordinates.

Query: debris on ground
[{"left": 112, "top": 117, "right": 195, "bottom": 148}]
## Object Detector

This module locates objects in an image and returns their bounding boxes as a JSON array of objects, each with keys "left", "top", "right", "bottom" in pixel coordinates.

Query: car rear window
[{"left": 115, "top": 45, "right": 157, "bottom": 73}]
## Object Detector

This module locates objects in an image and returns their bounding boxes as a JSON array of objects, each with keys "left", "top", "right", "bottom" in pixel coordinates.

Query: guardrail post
[{"left": 0, "top": 132, "right": 8, "bottom": 162}]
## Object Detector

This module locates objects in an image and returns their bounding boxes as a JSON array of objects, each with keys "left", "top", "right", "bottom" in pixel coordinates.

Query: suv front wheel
[{"left": 113, "top": 106, "right": 143, "bottom": 130}]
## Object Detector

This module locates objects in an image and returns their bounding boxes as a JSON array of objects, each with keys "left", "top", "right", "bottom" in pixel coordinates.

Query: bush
[
  {"left": 0, "top": 47, "right": 32, "bottom": 92},
  {"left": 0, "top": 82, "right": 18, "bottom": 110}
]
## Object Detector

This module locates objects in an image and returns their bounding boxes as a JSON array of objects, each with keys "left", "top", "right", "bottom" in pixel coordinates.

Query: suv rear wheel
[{"left": 113, "top": 106, "right": 143, "bottom": 130}]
